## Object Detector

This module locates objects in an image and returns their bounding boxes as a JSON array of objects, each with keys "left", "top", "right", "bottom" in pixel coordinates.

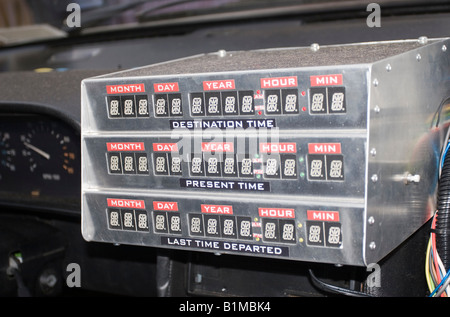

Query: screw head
[
  {"left": 310, "top": 43, "right": 320, "bottom": 52},
  {"left": 371, "top": 174, "right": 378, "bottom": 183},
  {"left": 418, "top": 36, "right": 428, "bottom": 45}
]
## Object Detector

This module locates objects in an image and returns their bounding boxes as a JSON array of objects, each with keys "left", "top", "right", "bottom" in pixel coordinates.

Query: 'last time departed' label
[{"left": 161, "top": 237, "right": 289, "bottom": 256}]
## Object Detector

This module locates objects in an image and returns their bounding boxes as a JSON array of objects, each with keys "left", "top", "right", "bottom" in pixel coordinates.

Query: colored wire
[
  {"left": 426, "top": 238, "right": 436, "bottom": 293},
  {"left": 430, "top": 269, "right": 450, "bottom": 297},
  {"left": 425, "top": 210, "right": 446, "bottom": 296},
  {"left": 427, "top": 211, "right": 450, "bottom": 296}
]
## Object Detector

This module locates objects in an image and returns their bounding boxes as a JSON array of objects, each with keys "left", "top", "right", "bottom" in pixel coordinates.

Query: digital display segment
[
  {"left": 107, "top": 95, "right": 149, "bottom": 118},
  {"left": 281, "top": 89, "right": 299, "bottom": 114},
  {"left": 239, "top": 91, "right": 255, "bottom": 115},
  {"left": 306, "top": 220, "right": 342, "bottom": 248},
  {"left": 190, "top": 90, "right": 256, "bottom": 117},
  {"left": 279, "top": 220, "right": 296, "bottom": 243},
  {"left": 307, "top": 154, "right": 344, "bottom": 181},
  {"left": 325, "top": 222, "right": 342, "bottom": 247},
  {"left": 168, "top": 154, "right": 183, "bottom": 176},
  {"left": 107, "top": 152, "right": 149, "bottom": 175},
  {"left": 190, "top": 154, "right": 205, "bottom": 176},
  {"left": 168, "top": 94, "right": 183, "bottom": 116},
  {"left": 153, "top": 211, "right": 168, "bottom": 233},
  {"left": 262, "top": 155, "right": 280, "bottom": 179},
  {"left": 326, "top": 155, "right": 344, "bottom": 180},
  {"left": 221, "top": 91, "right": 238, "bottom": 115},
  {"left": 307, "top": 154, "right": 326, "bottom": 180},
  {"left": 190, "top": 92, "right": 205, "bottom": 116},
  {"left": 189, "top": 213, "right": 204, "bottom": 236},
  {"left": 204, "top": 215, "right": 221, "bottom": 237},
  {"left": 205, "top": 92, "right": 221, "bottom": 116},
  {"left": 107, "top": 153, "right": 122, "bottom": 174},
  {"left": 221, "top": 216, "right": 237, "bottom": 238},
  {"left": 153, "top": 153, "right": 169, "bottom": 175},
  {"left": 262, "top": 218, "right": 279, "bottom": 242},
  {"left": 262, "top": 218, "right": 296, "bottom": 244},
  {"left": 135, "top": 153, "right": 149, "bottom": 174},
  {"left": 187, "top": 213, "right": 254, "bottom": 241},
  {"left": 306, "top": 221, "right": 324, "bottom": 246},
  {"left": 107, "top": 96, "right": 122, "bottom": 117},
  {"left": 281, "top": 154, "right": 298, "bottom": 179},
  {"left": 168, "top": 213, "right": 182, "bottom": 234},
  {"left": 154, "top": 94, "right": 169, "bottom": 117},
  {"left": 237, "top": 155, "right": 254, "bottom": 178},
  {"left": 309, "top": 87, "right": 346, "bottom": 114},
  {"left": 121, "top": 96, "right": 136, "bottom": 117},
  {"left": 237, "top": 217, "right": 253, "bottom": 240},
  {"left": 136, "top": 95, "right": 149, "bottom": 117},
  {"left": 121, "top": 152, "right": 136, "bottom": 174},
  {"left": 264, "top": 90, "right": 281, "bottom": 115},
  {"left": 222, "top": 154, "right": 238, "bottom": 177},
  {"left": 107, "top": 209, "right": 122, "bottom": 229}
]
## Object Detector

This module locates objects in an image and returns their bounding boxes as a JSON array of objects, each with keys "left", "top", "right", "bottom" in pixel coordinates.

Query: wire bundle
[
  {"left": 426, "top": 212, "right": 450, "bottom": 297},
  {"left": 427, "top": 132, "right": 450, "bottom": 297}
]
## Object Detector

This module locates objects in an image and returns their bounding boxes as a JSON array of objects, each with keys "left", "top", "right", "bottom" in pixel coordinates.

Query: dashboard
[{"left": 0, "top": 3, "right": 450, "bottom": 299}]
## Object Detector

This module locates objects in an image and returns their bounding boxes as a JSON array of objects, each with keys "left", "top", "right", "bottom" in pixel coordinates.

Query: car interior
[{"left": 1, "top": 0, "right": 450, "bottom": 299}]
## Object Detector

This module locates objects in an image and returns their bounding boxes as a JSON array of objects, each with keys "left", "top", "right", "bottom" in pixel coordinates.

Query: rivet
[
  {"left": 370, "top": 148, "right": 377, "bottom": 157},
  {"left": 369, "top": 241, "right": 376, "bottom": 250},
  {"left": 310, "top": 43, "right": 320, "bottom": 52},
  {"left": 371, "top": 174, "right": 378, "bottom": 183},
  {"left": 368, "top": 216, "right": 375, "bottom": 225},
  {"left": 217, "top": 49, "right": 227, "bottom": 57},
  {"left": 416, "top": 53, "right": 422, "bottom": 61},
  {"left": 385, "top": 64, "right": 392, "bottom": 72},
  {"left": 373, "top": 79, "right": 379, "bottom": 87},
  {"left": 442, "top": 45, "right": 447, "bottom": 52},
  {"left": 418, "top": 36, "right": 428, "bottom": 45}
]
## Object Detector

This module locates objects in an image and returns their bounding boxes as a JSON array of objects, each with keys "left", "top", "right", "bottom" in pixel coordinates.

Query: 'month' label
[
  {"left": 107, "top": 198, "right": 146, "bottom": 209},
  {"left": 107, "top": 142, "right": 145, "bottom": 151},
  {"left": 106, "top": 84, "right": 145, "bottom": 94}
]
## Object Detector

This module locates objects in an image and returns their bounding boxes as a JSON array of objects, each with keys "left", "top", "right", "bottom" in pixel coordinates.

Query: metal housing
[{"left": 81, "top": 38, "right": 450, "bottom": 266}]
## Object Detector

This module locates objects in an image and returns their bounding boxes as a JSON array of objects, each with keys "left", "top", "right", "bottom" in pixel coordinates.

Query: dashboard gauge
[
  {"left": 20, "top": 120, "right": 77, "bottom": 180},
  {"left": 0, "top": 131, "right": 16, "bottom": 172}
]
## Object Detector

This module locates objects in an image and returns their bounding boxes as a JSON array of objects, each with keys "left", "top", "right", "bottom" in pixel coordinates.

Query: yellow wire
[{"left": 426, "top": 236, "right": 436, "bottom": 293}]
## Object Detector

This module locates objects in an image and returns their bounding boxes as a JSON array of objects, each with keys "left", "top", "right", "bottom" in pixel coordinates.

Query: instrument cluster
[{"left": 0, "top": 114, "right": 80, "bottom": 212}]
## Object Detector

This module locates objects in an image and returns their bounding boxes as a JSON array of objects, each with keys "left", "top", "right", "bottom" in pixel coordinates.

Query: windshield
[{"left": 0, "top": 0, "right": 447, "bottom": 46}]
